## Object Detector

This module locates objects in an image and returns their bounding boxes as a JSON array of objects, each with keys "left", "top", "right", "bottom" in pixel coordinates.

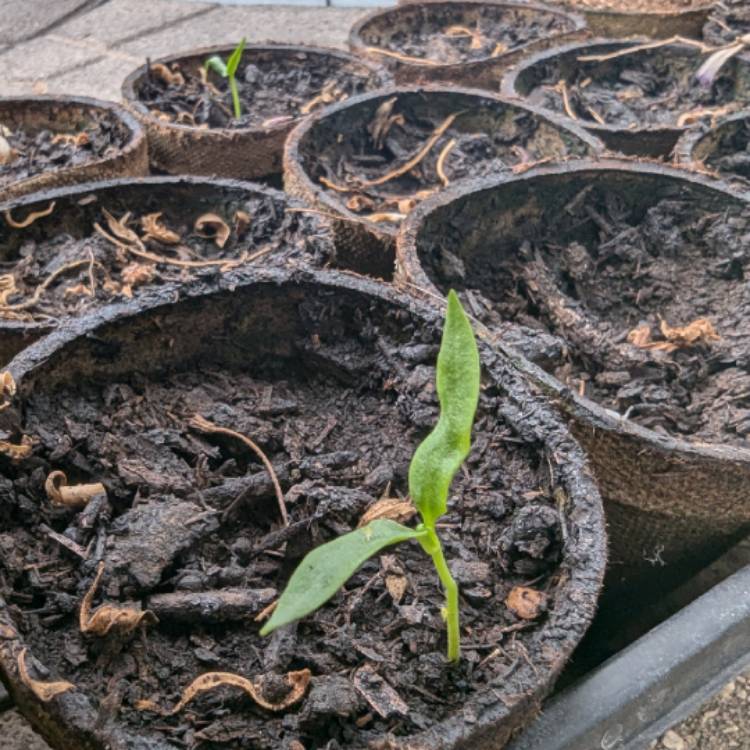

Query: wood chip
[
  {"left": 151, "top": 62, "right": 185, "bottom": 87},
  {"left": 141, "top": 212, "right": 181, "bottom": 244},
  {"left": 0, "top": 435, "right": 32, "bottom": 460},
  {"left": 18, "top": 648, "right": 74, "bottom": 702},
  {"left": 353, "top": 665, "right": 408, "bottom": 718},
  {"left": 627, "top": 317, "right": 720, "bottom": 353},
  {"left": 0, "top": 371, "right": 16, "bottom": 412},
  {"left": 45, "top": 470, "right": 105, "bottom": 509}
]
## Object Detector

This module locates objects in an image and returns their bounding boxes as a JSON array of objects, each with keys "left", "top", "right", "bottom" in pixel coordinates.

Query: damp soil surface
[
  {"left": 704, "top": 0, "right": 750, "bottom": 45},
  {"left": 136, "top": 52, "right": 382, "bottom": 131},
  {"left": 0, "top": 310, "right": 572, "bottom": 749},
  {"left": 303, "top": 95, "right": 592, "bottom": 228},
  {"left": 700, "top": 117, "right": 750, "bottom": 182},
  {"left": 424, "top": 193, "right": 750, "bottom": 447},
  {"left": 360, "top": 4, "right": 574, "bottom": 65},
  {"left": 0, "top": 112, "right": 128, "bottom": 189},
  {"left": 0, "top": 195, "right": 329, "bottom": 324},
  {"left": 526, "top": 44, "right": 750, "bottom": 130}
]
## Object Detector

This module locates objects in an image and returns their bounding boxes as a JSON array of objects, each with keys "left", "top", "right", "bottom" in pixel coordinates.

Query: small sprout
[
  {"left": 205, "top": 38, "right": 247, "bottom": 120},
  {"left": 261, "top": 290, "right": 481, "bottom": 662},
  {"left": 695, "top": 41, "right": 746, "bottom": 87}
]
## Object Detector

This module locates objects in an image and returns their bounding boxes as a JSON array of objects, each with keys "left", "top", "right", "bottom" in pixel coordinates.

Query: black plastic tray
[{"left": 508, "top": 564, "right": 750, "bottom": 750}]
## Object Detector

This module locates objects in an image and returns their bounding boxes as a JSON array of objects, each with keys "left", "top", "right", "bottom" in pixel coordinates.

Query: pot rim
[
  {"left": 674, "top": 107, "right": 750, "bottom": 182},
  {"left": 0, "top": 94, "right": 147, "bottom": 193},
  {"left": 572, "top": 0, "right": 715, "bottom": 18},
  {"left": 2, "top": 263, "right": 607, "bottom": 750},
  {"left": 348, "top": 0, "right": 587, "bottom": 70},
  {"left": 397, "top": 157, "right": 750, "bottom": 474},
  {"left": 283, "top": 82, "right": 606, "bottom": 239},
  {"left": 500, "top": 37, "right": 750, "bottom": 137},
  {"left": 120, "top": 42, "right": 391, "bottom": 139}
]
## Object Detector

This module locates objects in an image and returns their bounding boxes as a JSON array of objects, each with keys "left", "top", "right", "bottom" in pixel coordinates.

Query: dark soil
[
  {"left": 136, "top": 51, "right": 382, "bottom": 131},
  {"left": 573, "top": 0, "right": 708, "bottom": 10},
  {"left": 360, "top": 4, "right": 574, "bottom": 65},
  {"left": 423, "top": 191, "right": 750, "bottom": 447},
  {"left": 704, "top": 0, "right": 750, "bottom": 45},
  {"left": 701, "top": 117, "right": 750, "bottom": 181},
  {"left": 525, "top": 44, "right": 750, "bottom": 129},
  {"left": 0, "top": 298, "right": 574, "bottom": 750},
  {"left": 302, "top": 94, "right": 592, "bottom": 227},
  {"left": 0, "top": 194, "right": 329, "bottom": 323},
  {"left": 0, "top": 111, "right": 128, "bottom": 188}
]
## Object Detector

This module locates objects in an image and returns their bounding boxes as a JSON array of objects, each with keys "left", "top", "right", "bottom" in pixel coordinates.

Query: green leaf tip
[
  {"left": 226, "top": 37, "right": 247, "bottom": 78},
  {"left": 204, "top": 55, "right": 228, "bottom": 77},
  {"left": 408, "top": 289, "right": 480, "bottom": 527},
  {"left": 260, "top": 519, "right": 424, "bottom": 636}
]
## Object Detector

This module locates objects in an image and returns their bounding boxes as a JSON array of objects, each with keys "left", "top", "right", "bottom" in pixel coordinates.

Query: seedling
[
  {"left": 261, "top": 291, "right": 481, "bottom": 662},
  {"left": 205, "top": 38, "right": 247, "bottom": 119}
]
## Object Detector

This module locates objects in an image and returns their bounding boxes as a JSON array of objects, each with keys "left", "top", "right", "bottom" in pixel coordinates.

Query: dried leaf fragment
[
  {"left": 45, "top": 470, "right": 105, "bottom": 509},
  {"left": 506, "top": 586, "right": 547, "bottom": 620},
  {"left": 152, "top": 62, "right": 185, "bottom": 87},
  {"left": 121, "top": 262, "right": 156, "bottom": 298},
  {"left": 51, "top": 132, "right": 89, "bottom": 147},
  {"left": 136, "top": 668, "right": 311, "bottom": 715},
  {"left": 0, "top": 371, "right": 16, "bottom": 412},
  {"left": 627, "top": 317, "right": 720, "bottom": 353},
  {"left": 4, "top": 201, "right": 56, "bottom": 229},
  {"left": 368, "top": 97, "right": 405, "bottom": 150},
  {"left": 0, "top": 133, "right": 15, "bottom": 165},
  {"left": 80, "top": 561, "right": 158, "bottom": 637},
  {"left": 233, "top": 209, "right": 251, "bottom": 237},
  {"left": 358, "top": 497, "right": 416, "bottom": 527},
  {"left": 0, "top": 275, "right": 17, "bottom": 305},
  {"left": 0, "top": 435, "right": 33, "bottom": 460},
  {"left": 141, "top": 212, "right": 181, "bottom": 244},
  {"left": 18, "top": 648, "right": 75, "bottom": 702},
  {"left": 194, "top": 213, "right": 230, "bottom": 248}
]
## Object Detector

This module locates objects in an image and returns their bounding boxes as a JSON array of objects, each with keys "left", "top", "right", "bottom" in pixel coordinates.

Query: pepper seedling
[
  {"left": 260, "top": 290, "right": 481, "bottom": 662},
  {"left": 205, "top": 38, "right": 247, "bottom": 120}
]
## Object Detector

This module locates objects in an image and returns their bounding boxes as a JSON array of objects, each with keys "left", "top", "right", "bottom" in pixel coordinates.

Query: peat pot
[
  {"left": 349, "top": 0, "right": 587, "bottom": 89},
  {"left": 0, "top": 96, "right": 147, "bottom": 202},
  {"left": 0, "top": 176, "right": 334, "bottom": 366},
  {"left": 551, "top": 0, "right": 714, "bottom": 39},
  {"left": 502, "top": 39, "right": 750, "bottom": 158},
  {"left": 121, "top": 44, "right": 390, "bottom": 180},
  {"left": 0, "top": 267, "right": 606, "bottom": 750},
  {"left": 397, "top": 159, "right": 750, "bottom": 603},
  {"left": 283, "top": 85, "right": 602, "bottom": 279},
  {"left": 676, "top": 109, "right": 750, "bottom": 190}
]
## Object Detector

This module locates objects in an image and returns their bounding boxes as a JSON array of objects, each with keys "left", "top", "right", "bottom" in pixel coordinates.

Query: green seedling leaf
[
  {"left": 260, "top": 519, "right": 423, "bottom": 635},
  {"left": 204, "top": 55, "right": 228, "bottom": 78},
  {"left": 226, "top": 37, "right": 247, "bottom": 79},
  {"left": 408, "top": 290, "right": 480, "bottom": 528}
]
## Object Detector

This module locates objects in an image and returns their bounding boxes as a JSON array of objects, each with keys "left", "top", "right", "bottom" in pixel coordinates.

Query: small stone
[{"left": 662, "top": 730, "right": 687, "bottom": 750}]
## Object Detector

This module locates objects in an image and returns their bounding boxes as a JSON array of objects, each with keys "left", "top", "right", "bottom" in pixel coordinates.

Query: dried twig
[
  {"left": 436, "top": 137, "right": 457, "bottom": 187},
  {"left": 364, "top": 47, "right": 441, "bottom": 66},
  {"left": 189, "top": 414, "right": 288, "bottom": 526},
  {"left": 0, "top": 259, "right": 90, "bottom": 312},
  {"left": 577, "top": 36, "right": 717, "bottom": 64},
  {"left": 18, "top": 648, "right": 75, "bottom": 702}
]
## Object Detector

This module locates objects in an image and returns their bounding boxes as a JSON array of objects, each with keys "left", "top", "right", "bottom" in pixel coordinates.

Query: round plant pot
[
  {"left": 501, "top": 39, "right": 750, "bottom": 158},
  {"left": 0, "top": 176, "right": 334, "bottom": 366},
  {"left": 0, "top": 96, "right": 147, "bottom": 202},
  {"left": 397, "top": 159, "right": 750, "bottom": 601},
  {"left": 349, "top": 0, "right": 587, "bottom": 89},
  {"left": 0, "top": 266, "right": 606, "bottom": 750},
  {"left": 121, "top": 44, "right": 390, "bottom": 180},
  {"left": 675, "top": 109, "right": 750, "bottom": 189},
  {"left": 553, "top": 0, "right": 714, "bottom": 39},
  {"left": 283, "top": 85, "right": 603, "bottom": 280}
]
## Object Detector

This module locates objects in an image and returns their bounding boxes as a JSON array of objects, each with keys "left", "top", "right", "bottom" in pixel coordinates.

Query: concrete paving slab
[
  {"left": 32, "top": 54, "right": 137, "bottom": 101},
  {"left": 57, "top": 0, "right": 217, "bottom": 45},
  {"left": 0, "top": 0, "right": 92, "bottom": 46},
  {"left": 116, "top": 5, "right": 370, "bottom": 57},
  {"left": 0, "top": 35, "right": 101, "bottom": 87}
]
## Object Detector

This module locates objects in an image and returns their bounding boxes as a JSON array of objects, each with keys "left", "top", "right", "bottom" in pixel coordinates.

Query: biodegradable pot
[
  {"left": 349, "top": 0, "right": 587, "bottom": 89},
  {"left": 121, "top": 44, "right": 390, "bottom": 180},
  {"left": 552, "top": 0, "right": 713, "bottom": 39},
  {"left": 0, "top": 176, "right": 334, "bottom": 366},
  {"left": 397, "top": 159, "right": 750, "bottom": 601},
  {"left": 0, "top": 266, "right": 606, "bottom": 750},
  {"left": 0, "top": 96, "right": 147, "bottom": 202},
  {"left": 675, "top": 109, "right": 750, "bottom": 189},
  {"left": 502, "top": 39, "right": 750, "bottom": 158},
  {"left": 283, "top": 85, "right": 603, "bottom": 280}
]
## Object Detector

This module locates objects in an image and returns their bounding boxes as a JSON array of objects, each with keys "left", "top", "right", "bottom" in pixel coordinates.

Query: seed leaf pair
[
  {"left": 261, "top": 290, "right": 481, "bottom": 662},
  {"left": 205, "top": 38, "right": 247, "bottom": 119}
]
